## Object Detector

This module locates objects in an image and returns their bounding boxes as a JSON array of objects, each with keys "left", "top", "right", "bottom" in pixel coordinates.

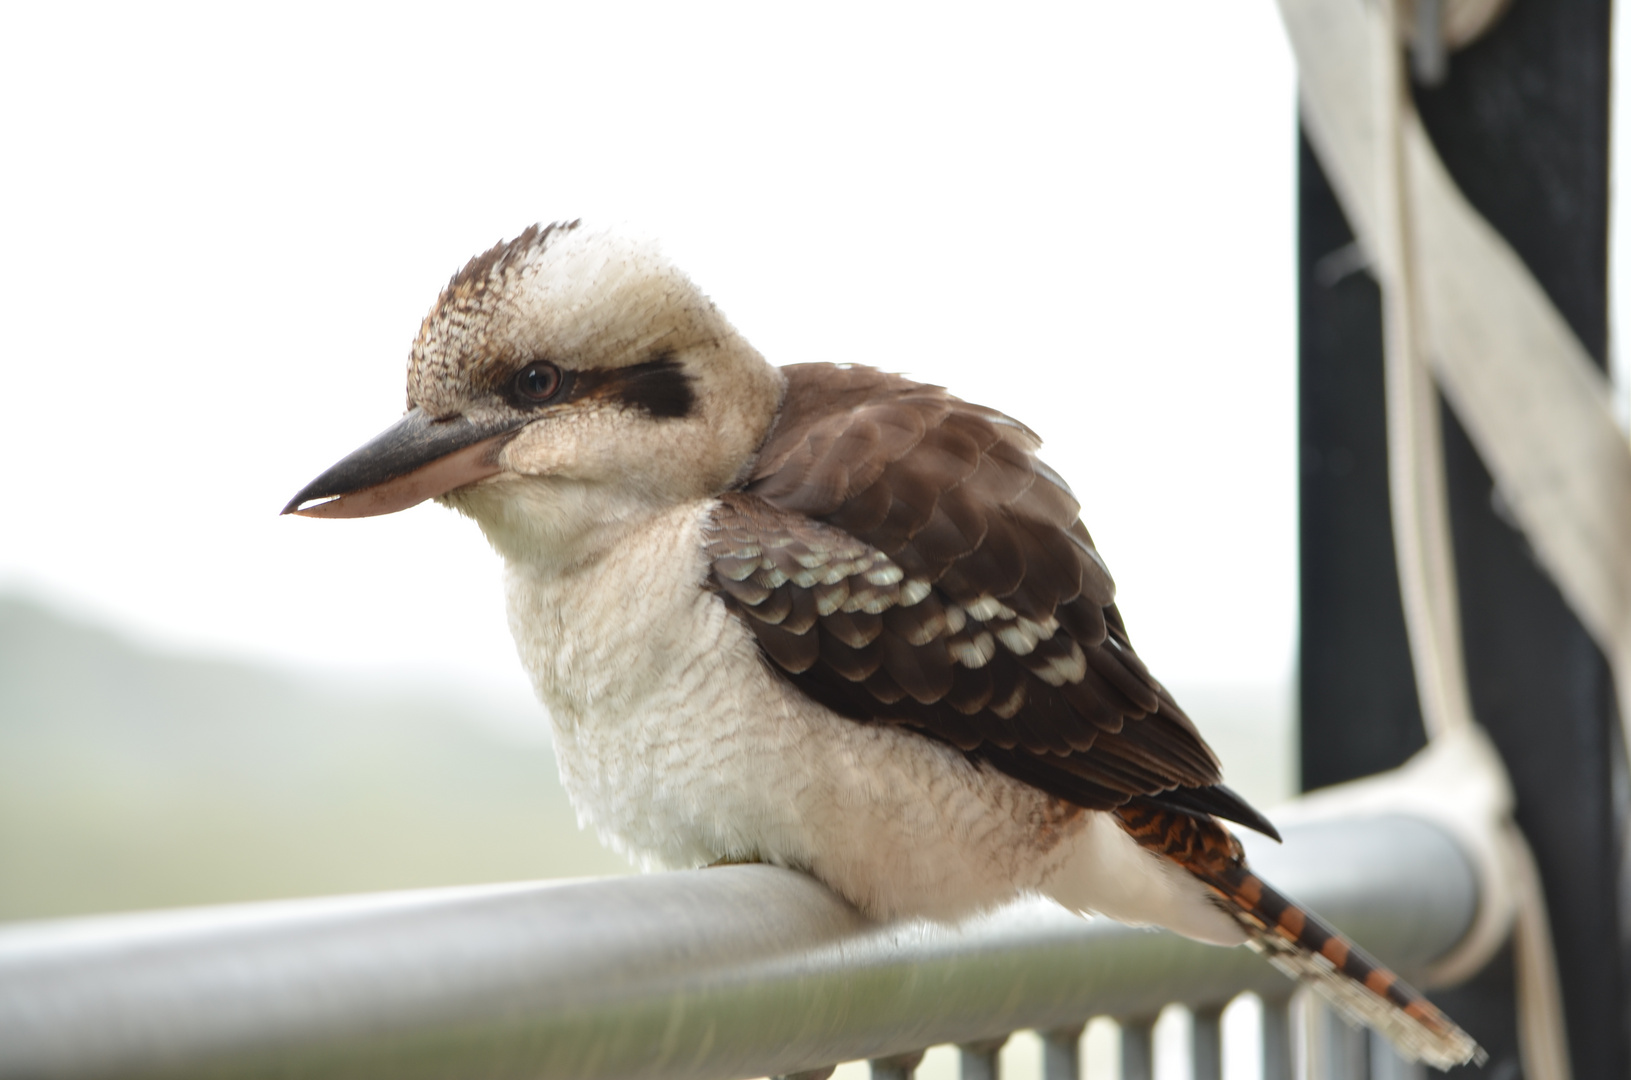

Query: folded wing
[{"left": 704, "top": 363, "right": 1274, "bottom": 834}]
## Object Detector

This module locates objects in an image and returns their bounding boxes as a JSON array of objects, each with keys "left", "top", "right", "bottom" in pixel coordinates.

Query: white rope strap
[{"left": 1272, "top": 2, "right": 1596, "bottom": 1077}]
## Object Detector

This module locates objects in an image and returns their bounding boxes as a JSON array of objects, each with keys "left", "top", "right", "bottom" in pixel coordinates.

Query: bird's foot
[{"left": 706, "top": 853, "right": 764, "bottom": 867}]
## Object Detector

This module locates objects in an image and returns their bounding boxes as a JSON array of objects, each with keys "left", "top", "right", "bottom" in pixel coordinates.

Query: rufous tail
[{"left": 1115, "top": 801, "right": 1485, "bottom": 1071}]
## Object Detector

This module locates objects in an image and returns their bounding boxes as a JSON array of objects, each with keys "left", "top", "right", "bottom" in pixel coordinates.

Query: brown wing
[{"left": 705, "top": 363, "right": 1274, "bottom": 833}]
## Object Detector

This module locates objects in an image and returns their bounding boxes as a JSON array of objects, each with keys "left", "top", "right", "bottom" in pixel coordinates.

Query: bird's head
[{"left": 283, "top": 222, "right": 785, "bottom": 561}]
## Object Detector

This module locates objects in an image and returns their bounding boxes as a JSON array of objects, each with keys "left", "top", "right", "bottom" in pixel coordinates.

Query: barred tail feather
[
  {"left": 1216, "top": 865, "right": 1484, "bottom": 1071},
  {"left": 1115, "top": 801, "right": 1484, "bottom": 1071}
]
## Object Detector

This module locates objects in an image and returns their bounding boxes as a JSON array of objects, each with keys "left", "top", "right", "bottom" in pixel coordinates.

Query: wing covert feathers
[
  {"left": 1115, "top": 802, "right": 1484, "bottom": 1070},
  {"left": 704, "top": 363, "right": 1249, "bottom": 821},
  {"left": 704, "top": 363, "right": 1478, "bottom": 1065}
]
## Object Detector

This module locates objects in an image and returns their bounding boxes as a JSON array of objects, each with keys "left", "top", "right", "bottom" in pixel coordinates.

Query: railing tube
[{"left": 0, "top": 815, "right": 1479, "bottom": 1080}]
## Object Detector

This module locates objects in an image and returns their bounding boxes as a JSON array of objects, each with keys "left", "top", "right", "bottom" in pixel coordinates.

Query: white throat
[{"left": 496, "top": 500, "right": 726, "bottom": 727}]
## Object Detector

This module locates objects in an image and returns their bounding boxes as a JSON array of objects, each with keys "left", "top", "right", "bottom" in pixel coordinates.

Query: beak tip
[
  {"left": 281, "top": 488, "right": 325, "bottom": 517},
  {"left": 282, "top": 493, "right": 348, "bottom": 519}
]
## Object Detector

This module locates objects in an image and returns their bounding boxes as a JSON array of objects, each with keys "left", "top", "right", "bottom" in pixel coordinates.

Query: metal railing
[{"left": 0, "top": 814, "right": 1478, "bottom": 1080}]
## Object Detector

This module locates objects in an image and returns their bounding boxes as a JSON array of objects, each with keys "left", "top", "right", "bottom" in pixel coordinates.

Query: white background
[
  {"left": 0, "top": 2, "right": 1341, "bottom": 708},
  {"left": 6, "top": 12, "right": 1625, "bottom": 1072}
]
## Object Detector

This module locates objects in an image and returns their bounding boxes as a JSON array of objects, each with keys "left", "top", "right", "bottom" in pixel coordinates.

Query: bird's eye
[{"left": 513, "top": 362, "right": 564, "bottom": 403}]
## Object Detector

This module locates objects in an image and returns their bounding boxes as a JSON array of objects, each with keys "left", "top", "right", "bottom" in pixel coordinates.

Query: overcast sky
[{"left": 4, "top": 4, "right": 1303, "bottom": 707}]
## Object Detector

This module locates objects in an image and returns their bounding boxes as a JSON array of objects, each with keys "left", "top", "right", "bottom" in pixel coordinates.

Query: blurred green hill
[
  {"left": 0, "top": 594, "right": 1291, "bottom": 924},
  {"left": 0, "top": 594, "right": 628, "bottom": 922}
]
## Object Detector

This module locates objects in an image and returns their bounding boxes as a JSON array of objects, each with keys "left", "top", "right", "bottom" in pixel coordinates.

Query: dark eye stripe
[
  {"left": 564, "top": 352, "right": 697, "bottom": 420},
  {"left": 607, "top": 353, "right": 695, "bottom": 419}
]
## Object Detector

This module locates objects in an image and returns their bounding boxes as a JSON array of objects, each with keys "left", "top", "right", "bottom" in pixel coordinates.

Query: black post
[{"left": 1297, "top": 3, "right": 1624, "bottom": 1077}]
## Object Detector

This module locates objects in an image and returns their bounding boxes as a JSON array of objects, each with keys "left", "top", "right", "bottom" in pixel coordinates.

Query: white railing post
[
  {"left": 1042, "top": 1023, "right": 1084, "bottom": 1080},
  {"left": 1309, "top": 1002, "right": 1368, "bottom": 1080},
  {"left": 1191, "top": 1004, "right": 1224, "bottom": 1080},
  {"left": 1366, "top": 1031, "right": 1426, "bottom": 1080},
  {"left": 1119, "top": 1017, "right": 1156, "bottom": 1080},
  {"left": 1260, "top": 994, "right": 1297, "bottom": 1080},
  {"left": 870, "top": 1050, "right": 925, "bottom": 1080},
  {"left": 957, "top": 1035, "right": 1008, "bottom": 1080}
]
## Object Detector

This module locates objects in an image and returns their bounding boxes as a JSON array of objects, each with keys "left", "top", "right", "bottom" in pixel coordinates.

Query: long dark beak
[{"left": 282, "top": 408, "right": 527, "bottom": 518}]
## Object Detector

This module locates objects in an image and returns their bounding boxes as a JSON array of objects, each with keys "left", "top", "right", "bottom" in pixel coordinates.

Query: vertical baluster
[
  {"left": 1260, "top": 995, "right": 1295, "bottom": 1080},
  {"left": 1307, "top": 1002, "right": 1367, "bottom": 1080},
  {"left": 1043, "top": 1023, "right": 1085, "bottom": 1080},
  {"left": 1366, "top": 1031, "right": 1425, "bottom": 1080},
  {"left": 1333, "top": 1018, "right": 1368, "bottom": 1079},
  {"left": 1119, "top": 1016, "right": 1156, "bottom": 1080},
  {"left": 958, "top": 1035, "right": 1009, "bottom": 1080},
  {"left": 1191, "top": 1004, "right": 1224, "bottom": 1080},
  {"left": 871, "top": 1050, "right": 926, "bottom": 1080}
]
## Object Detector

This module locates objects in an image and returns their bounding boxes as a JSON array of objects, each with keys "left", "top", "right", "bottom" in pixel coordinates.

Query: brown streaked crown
[{"left": 406, "top": 221, "right": 583, "bottom": 415}]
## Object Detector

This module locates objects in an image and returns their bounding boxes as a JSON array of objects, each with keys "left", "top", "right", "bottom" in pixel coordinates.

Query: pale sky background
[
  {"left": 5, "top": 13, "right": 1626, "bottom": 1071},
  {"left": 0, "top": 2, "right": 1363, "bottom": 712}
]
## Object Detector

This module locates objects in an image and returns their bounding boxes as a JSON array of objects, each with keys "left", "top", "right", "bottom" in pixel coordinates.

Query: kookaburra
[{"left": 285, "top": 222, "right": 1477, "bottom": 1068}]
